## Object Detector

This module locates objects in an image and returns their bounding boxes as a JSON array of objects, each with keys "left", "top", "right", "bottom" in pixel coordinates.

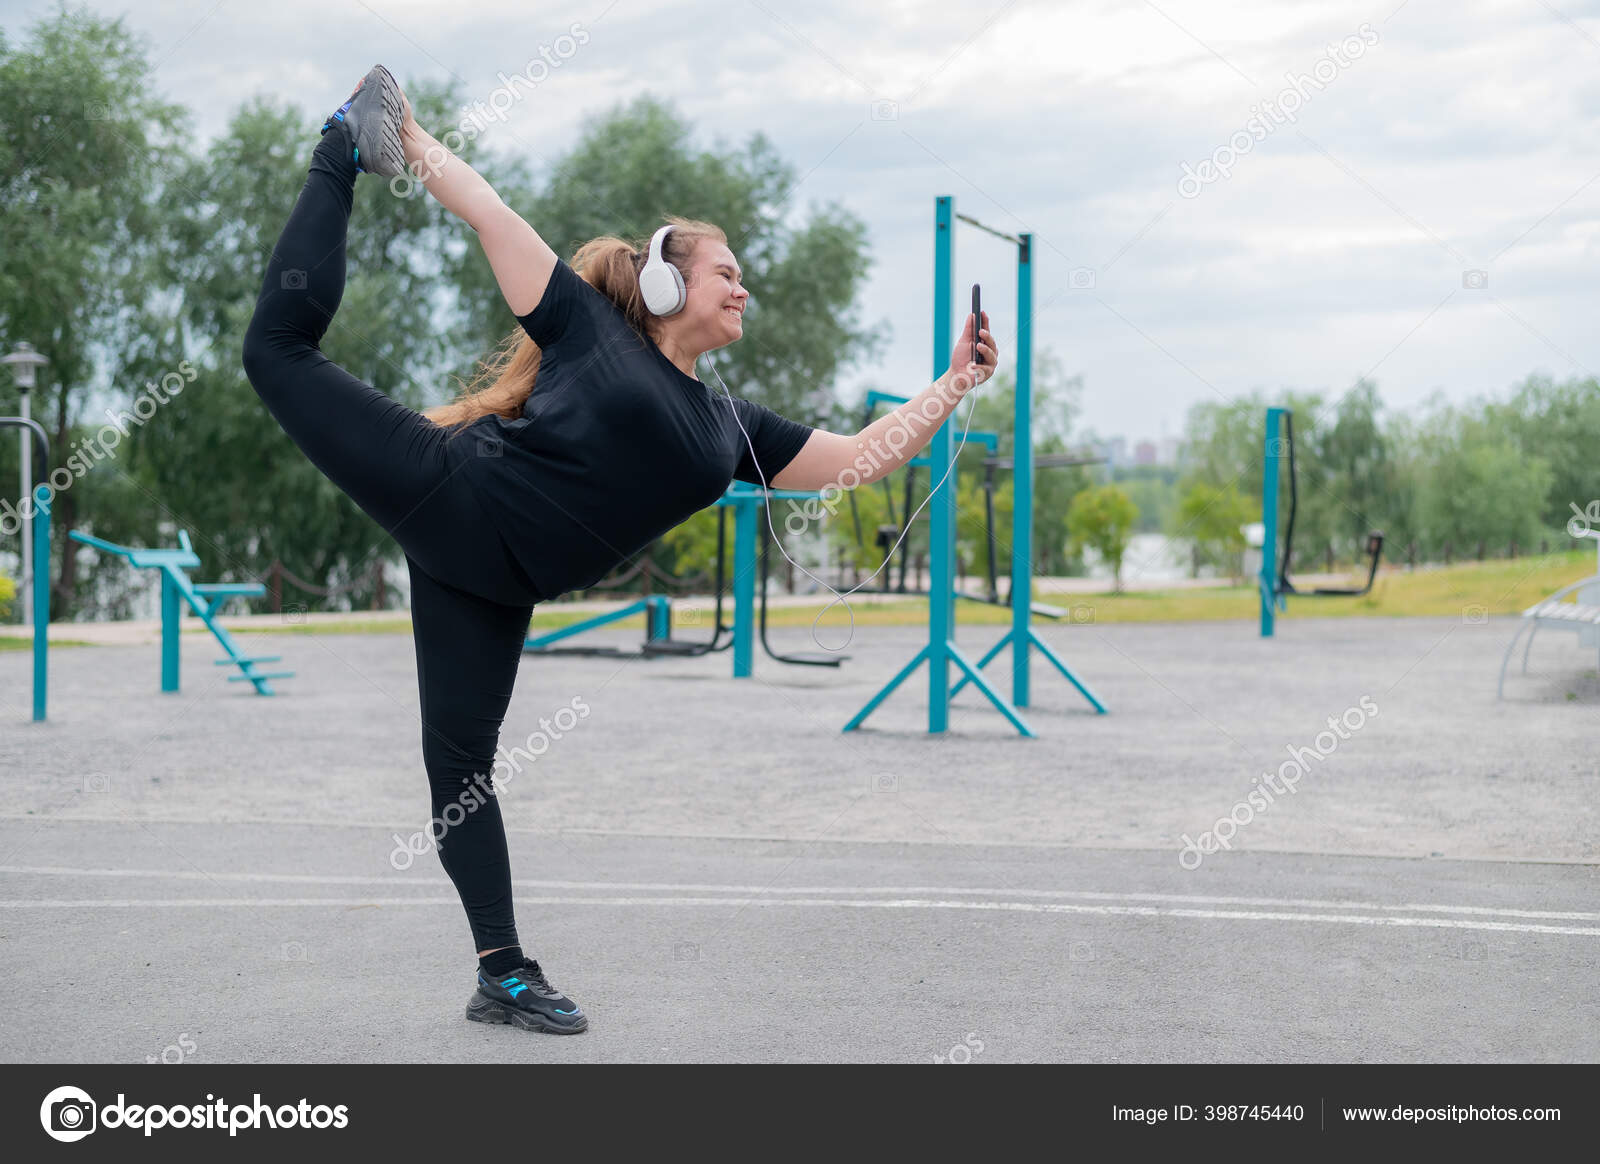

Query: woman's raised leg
[{"left": 241, "top": 119, "right": 531, "bottom": 605}]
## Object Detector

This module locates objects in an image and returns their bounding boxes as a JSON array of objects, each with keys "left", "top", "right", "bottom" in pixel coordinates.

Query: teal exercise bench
[{"left": 67, "top": 528, "right": 293, "bottom": 695}]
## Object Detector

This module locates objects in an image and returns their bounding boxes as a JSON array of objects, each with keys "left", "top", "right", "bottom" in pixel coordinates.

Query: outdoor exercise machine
[
  {"left": 1258, "top": 406, "right": 1386, "bottom": 637},
  {"left": 843, "top": 197, "right": 1106, "bottom": 736},
  {"left": 524, "top": 482, "right": 845, "bottom": 676},
  {"left": 67, "top": 528, "right": 292, "bottom": 694},
  {"left": 1, "top": 415, "right": 50, "bottom": 722}
]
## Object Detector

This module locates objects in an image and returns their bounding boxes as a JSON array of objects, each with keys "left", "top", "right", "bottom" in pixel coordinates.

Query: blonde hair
[{"left": 425, "top": 216, "right": 728, "bottom": 430}]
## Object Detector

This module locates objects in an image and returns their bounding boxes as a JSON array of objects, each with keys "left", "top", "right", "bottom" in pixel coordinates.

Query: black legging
[{"left": 242, "top": 127, "right": 539, "bottom": 954}]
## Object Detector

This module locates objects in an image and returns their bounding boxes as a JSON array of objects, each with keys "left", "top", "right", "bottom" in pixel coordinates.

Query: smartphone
[{"left": 971, "top": 283, "right": 983, "bottom": 366}]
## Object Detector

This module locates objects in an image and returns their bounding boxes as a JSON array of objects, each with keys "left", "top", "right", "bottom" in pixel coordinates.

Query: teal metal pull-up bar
[{"left": 843, "top": 197, "right": 1105, "bottom": 735}]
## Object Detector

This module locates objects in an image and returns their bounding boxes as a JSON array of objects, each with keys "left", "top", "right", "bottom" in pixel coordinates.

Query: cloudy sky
[{"left": 5, "top": 0, "right": 1599, "bottom": 441}]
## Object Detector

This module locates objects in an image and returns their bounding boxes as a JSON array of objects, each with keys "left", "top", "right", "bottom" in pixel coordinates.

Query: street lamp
[{"left": 2, "top": 342, "right": 50, "bottom": 623}]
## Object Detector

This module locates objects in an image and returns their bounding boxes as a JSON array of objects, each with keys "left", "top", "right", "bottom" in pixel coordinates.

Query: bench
[{"left": 1497, "top": 529, "right": 1600, "bottom": 697}]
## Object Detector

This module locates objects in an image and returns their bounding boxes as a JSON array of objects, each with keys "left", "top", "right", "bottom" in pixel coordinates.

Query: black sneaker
[
  {"left": 319, "top": 64, "right": 406, "bottom": 178},
  {"left": 466, "top": 957, "right": 588, "bottom": 1035}
]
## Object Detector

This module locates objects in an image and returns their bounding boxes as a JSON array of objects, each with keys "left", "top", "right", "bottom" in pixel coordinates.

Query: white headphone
[{"left": 639, "top": 224, "right": 687, "bottom": 316}]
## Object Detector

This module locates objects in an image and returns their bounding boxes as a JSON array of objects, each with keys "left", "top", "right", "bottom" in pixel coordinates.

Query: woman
[{"left": 241, "top": 65, "right": 998, "bottom": 1036}]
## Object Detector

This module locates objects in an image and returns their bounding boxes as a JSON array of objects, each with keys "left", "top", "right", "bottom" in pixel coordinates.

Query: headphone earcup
[{"left": 640, "top": 261, "right": 686, "bottom": 316}]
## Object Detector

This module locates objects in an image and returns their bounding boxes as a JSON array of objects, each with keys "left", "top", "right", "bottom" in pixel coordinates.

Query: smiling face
[{"left": 662, "top": 238, "right": 748, "bottom": 356}]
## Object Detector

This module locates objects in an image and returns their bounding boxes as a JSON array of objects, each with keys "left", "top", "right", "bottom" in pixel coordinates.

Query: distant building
[
  {"left": 1092, "top": 436, "right": 1128, "bottom": 470},
  {"left": 1134, "top": 439, "right": 1157, "bottom": 466},
  {"left": 1158, "top": 437, "right": 1181, "bottom": 467}
]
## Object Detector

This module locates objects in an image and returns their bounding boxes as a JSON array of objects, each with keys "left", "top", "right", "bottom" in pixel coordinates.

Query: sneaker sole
[
  {"left": 466, "top": 992, "right": 589, "bottom": 1035},
  {"left": 351, "top": 64, "right": 406, "bottom": 179}
]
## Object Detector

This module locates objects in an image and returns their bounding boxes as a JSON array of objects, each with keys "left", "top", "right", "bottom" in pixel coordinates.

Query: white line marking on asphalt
[
  {"left": 0, "top": 895, "right": 1595, "bottom": 936},
  {"left": 0, "top": 865, "right": 1594, "bottom": 922},
  {"left": 1, "top": 815, "right": 1595, "bottom": 866}
]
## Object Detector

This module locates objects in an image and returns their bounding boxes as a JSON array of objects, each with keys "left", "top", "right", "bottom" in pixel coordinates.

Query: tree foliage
[{"left": 1067, "top": 484, "right": 1139, "bottom": 591}]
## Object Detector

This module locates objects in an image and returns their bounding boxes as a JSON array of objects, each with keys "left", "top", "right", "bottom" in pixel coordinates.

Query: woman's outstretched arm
[{"left": 399, "top": 110, "right": 556, "bottom": 318}]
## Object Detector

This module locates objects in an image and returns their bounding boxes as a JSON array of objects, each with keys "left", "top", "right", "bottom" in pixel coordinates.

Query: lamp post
[{"left": 2, "top": 342, "right": 50, "bottom": 623}]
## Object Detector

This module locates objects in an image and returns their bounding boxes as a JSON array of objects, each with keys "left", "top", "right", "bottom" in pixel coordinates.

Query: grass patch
[
  {"left": 145, "top": 551, "right": 1594, "bottom": 637},
  {"left": 686, "top": 550, "right": 1597, "bottom": 628},
  {"left": 0, "top": 637, "right": 94, "bottom": 650},
  {"left": 200, "top": 618, "right": 415, "bottom": 637}
]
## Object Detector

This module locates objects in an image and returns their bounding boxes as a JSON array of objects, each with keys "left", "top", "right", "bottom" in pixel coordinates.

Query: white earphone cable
[{"left": 703, "top": 351, "right": 981, "bottom": 653}]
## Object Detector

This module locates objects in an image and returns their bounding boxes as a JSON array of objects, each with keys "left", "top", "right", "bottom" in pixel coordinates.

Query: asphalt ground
[{"left": 1, "top": 612, "right": 1595, "bottom": 1062}]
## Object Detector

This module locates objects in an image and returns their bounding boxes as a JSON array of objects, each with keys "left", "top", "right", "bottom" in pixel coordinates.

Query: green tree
[
  {"left": 0, "top": 4, "right": 185, "bottom": 617},
  {"left": 1171, "top": 481, "right": 1254, "bottom": 580},
  {"left": 956, "top": 472, "right": 1013, "bottom": 595},
  {"left": 1490, "top": 374, "right": 1600, "bottom": 534},
  {"left": 1067, "top": 484, "right": 1139, "bottom": 591},
  {"left": 1412, "top": 402, "right": 1554, "bottom": 556},
  {"left": 1112, "top": 464, "right": 1178, "bottom": 534},
  {"left": 1316, "top": 378, "right": 1393, "bottom": 558}
]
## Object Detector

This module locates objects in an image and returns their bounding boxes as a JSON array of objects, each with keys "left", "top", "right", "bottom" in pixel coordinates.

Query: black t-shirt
[{"left": 452, "top": 257, "right": 815, "bottom": 602}]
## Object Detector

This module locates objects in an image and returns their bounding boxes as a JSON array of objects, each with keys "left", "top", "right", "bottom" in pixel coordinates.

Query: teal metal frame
[
  {"left": 523, "top": 483, "right": 822, "bottom": 678},
  {"left": 718, "top": 483, "right": 820, "bottom": 677},
  {"left": 525, "top": 595, "right": 671, "bottom": 652},
  {"left": 1259, "top": 406, "right": 1287, "bottom": 638},
  {"left": 2, "top": 416, "right": 50, "bottom": 721},
  {"left": 30, "top": 481, "right": 47, "bottom": 720},
  {"left": 844, "top": 197, "right": 1073, "bottom": 736},
  {"left": 843, "top": 201, "right": 1105, "bottom": 734},
  {"left": 949, "top": 227, "right": 1105, "bottom": 717},
  {"left": 67, "top": 528, "right": 289, "bottom": 694}
]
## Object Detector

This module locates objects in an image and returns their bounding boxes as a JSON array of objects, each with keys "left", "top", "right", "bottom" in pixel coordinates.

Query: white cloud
[{"left": 4, "top": 0, "right": 1598, "bottom": 439}]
